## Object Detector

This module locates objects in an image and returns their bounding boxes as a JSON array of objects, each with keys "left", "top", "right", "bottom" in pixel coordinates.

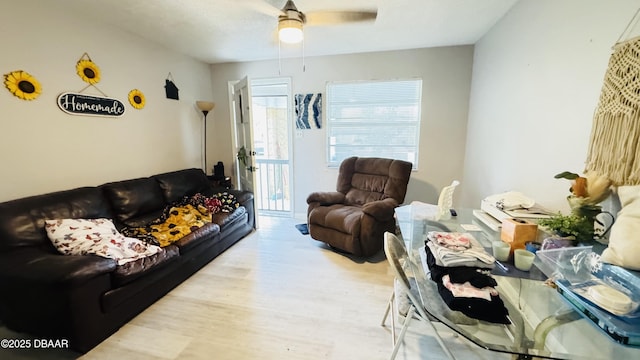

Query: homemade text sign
[{"left": 57, "top": 92, "right": 125, "bottom": 117}]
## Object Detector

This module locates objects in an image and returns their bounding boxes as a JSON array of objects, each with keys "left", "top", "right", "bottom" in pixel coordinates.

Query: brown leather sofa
[
  {"left": 0, "top": 168, "right": 254, "bottom": 353},
  {"left": 306, "top": 157, "right": 412, "bottom": 257}
]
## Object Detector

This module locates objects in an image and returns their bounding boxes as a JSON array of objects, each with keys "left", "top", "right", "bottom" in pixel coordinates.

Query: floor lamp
[{"left": 196, "top": 101, "right": 215, "bottom": 175}]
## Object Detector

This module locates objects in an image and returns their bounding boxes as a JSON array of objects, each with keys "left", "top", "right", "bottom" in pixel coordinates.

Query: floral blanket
[
  {"left": 122, "top": 192, "right": 240, "bottom": 248},
  {"left": 45, "top": 218, "right": 162, "bottom": 265}
]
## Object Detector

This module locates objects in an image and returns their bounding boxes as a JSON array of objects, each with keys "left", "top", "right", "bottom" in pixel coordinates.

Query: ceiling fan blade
[{"left": 305, "top": 10, "right": 377, "bottom": 26}]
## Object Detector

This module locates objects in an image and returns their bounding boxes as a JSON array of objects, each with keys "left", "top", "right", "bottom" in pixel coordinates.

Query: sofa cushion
[
  {"left": 0, "top": 187, "right": 113, "bottom": 251},
  {"left": 337, "top": 157, "right": 412, "bottom": 206},
  {"left": 172, "top": 223, "right": 220, "bottom": 253},
  {"left": 45, "top": 218, "right": 162, "bottom": 265},
  {"left": 211, "top": 206, "right": 246, "bottom": 229},
  {"left": 119, "top": 208, "right": 166, "bottom": 228},
  {"left": 111, "top": 244, "right": 179, "bottom": 287},
  {"left": 153, "top": 168, "right": 211, "bottom": 204},
  {"left": 308, "top": 204, "right": 362, "bottom": 234},
  {"left": 102, "top": 177, "right": 166, "bottom": 224}
]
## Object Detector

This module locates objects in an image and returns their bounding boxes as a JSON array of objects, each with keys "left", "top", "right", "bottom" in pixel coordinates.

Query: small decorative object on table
[
  {"left": 501, "top": 217, "right": 538, "bottom": 254},
  {"left": 538, "top": 171, "right": 614, "bottom": 245}
]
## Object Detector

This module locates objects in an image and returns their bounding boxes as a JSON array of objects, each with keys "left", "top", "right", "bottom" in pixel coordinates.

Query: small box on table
[{"left": 501, "top": 218, "right": 538, "bottom": 254}]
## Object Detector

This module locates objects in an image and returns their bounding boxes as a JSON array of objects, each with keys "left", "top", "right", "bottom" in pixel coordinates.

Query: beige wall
[
  {"left": 210, "top": 47, "right": 474, "bottom": 217},
  {"left": 463, "top": 0, "right": 640, "bottom": 212},
  {"left": 7, "top": 0, "right": 632, "bottom": 218},
  {"left": 0, "top": 1, "right": 213, "bottom": 202}
]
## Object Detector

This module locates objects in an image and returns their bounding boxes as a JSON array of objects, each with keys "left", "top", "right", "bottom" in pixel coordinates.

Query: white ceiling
[{"left": 55, "top": 0, "right": 518, "bottom": 64}]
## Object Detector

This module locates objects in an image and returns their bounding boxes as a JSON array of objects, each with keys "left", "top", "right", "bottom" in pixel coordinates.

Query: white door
[
  {"left": 232, "top": 77, "right": 258, "bottom": 212},
  {"left": 250, "top": 77, "right": 294, "bottom": 216}
]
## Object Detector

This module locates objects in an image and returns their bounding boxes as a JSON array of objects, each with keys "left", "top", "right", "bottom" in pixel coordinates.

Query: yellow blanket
[{"left": 138, "top": 204, "right": 211, "bottom": 247}]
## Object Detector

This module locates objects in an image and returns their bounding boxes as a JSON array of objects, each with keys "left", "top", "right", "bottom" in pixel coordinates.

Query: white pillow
[
  {"left": 45, "top": 218, "right": 161, "bottom": 265},
  {"left": 601, "top": 185, "right": 640, "bottom": 270}
]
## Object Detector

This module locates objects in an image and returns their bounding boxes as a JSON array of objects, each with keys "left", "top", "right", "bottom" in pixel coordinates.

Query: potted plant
[
  {"left": 538, "top": 213, "right": 597, "bottom": 243},
  {"left": 540, "top": 171, "right": 614, "bottom": 244}
]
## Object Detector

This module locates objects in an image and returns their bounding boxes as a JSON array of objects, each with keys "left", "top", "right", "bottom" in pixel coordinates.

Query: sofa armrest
[
  {"left": 0, "top": 248, "right": 117, "bottom": 286},
  {"left": 224, "top": 189, "right": 255, "bottom": 229},
  {"left": 307, "top": 191, "right": 345, "bottom": 205},
  {"left": 362, "top": 198, "right": 400, "bottom": 221}
]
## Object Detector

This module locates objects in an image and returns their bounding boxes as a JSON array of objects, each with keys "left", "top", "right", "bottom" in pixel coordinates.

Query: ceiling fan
[{"left": 273, "top": 0, "right": 378, "bottom": 44}]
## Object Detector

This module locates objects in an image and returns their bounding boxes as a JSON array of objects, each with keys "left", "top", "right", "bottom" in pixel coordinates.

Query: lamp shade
[
  {"left": 196, "top": 101, "right": 215, "bottom": 112},
  {"left": 278, "top": 19, "right": 303, "bottom": 44}
]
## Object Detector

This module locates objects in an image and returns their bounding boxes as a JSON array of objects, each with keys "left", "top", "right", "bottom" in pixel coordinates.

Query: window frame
[{"left": 325, "top": 78, "right": 423, "bottom": 169}]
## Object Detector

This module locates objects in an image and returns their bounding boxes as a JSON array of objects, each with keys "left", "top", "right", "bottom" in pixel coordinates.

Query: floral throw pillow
[{"left": 45, "top": 218, "right": 162, "bottom": 265}]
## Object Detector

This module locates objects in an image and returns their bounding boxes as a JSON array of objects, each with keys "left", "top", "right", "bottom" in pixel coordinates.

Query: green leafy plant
[{"left": 538, "top": 213, "right": 595, "bottom": 242}]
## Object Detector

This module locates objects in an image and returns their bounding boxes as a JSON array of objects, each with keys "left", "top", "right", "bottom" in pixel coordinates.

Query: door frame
[
  {"left": 229, "top": 78, "right": 296, "bottom": 219},
  {"left": 250, "top": 77, "right": 295, "bottom": 217}
]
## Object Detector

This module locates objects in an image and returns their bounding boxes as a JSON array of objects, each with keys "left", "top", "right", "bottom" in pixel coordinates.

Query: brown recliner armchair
[{"left": 306, "top": 157, "right": 413, "bottom": 257}]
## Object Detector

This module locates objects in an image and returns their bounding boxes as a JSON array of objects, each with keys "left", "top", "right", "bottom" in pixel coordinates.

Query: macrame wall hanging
[
  {"left": 585, "top": 9, "right": 640, "bottom": 184},
  {"left": 585, "top": 8, "right": 640, "bottom": 270}
]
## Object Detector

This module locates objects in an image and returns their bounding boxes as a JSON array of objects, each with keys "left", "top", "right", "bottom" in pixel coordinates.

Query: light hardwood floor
[{"left": 1, "top": 215, "right": 507, "bottom": 360}]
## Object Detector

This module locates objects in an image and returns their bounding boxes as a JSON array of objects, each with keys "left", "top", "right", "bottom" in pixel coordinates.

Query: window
[{"left": 326, "top": 79, "right": 422, "bottom": 168}]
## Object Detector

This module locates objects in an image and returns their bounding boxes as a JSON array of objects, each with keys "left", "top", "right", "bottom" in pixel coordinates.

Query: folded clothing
[
  {"left": 424, "top": 237, "right": 509, "bottom": 324},
  {"left": 442, "top": 275, "right": 497, "bottom": 301},
  {"left": 426, "top": 231, "right": 495, "bottom": 269},
  {"left": 429, "top": 231, "right": 472, "bottom": 251},
  {"left": 437, "top": 282, "right": 510, "bottom": 324},
  {"left": 425, "top": 244, "right": 497, "bottom": 288}
]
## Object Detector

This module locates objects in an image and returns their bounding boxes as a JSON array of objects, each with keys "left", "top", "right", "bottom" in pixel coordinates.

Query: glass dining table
[{"left": 395, "top": 204, "right": 640, "bottom": 360}]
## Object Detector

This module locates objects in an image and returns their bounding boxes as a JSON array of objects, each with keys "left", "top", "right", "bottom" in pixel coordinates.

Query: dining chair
[
  {"left": 381, "top": 221, "right": 451, "bottom": 330},
  {"left": 381, "top": 231, "right": 456, "bottom": 360}
]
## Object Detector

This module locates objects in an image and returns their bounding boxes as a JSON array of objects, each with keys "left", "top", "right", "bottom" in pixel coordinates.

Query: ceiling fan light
[{"left": 278, "top": 19, "right": 303, "bottom": 44}]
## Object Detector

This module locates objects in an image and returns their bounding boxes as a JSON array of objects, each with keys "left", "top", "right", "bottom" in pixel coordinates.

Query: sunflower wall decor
[
  {"left": 76, "top": 53, "right": 100, "bottom": 84},
  {"left": 55, "top": 52, "right": 127, "bottom": 117},
  {"left": 3, "top": 70, "right": 42, "bottom": 100},
  {"left": 128, "top": 89, "right": 145, "bottom": 109}
]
